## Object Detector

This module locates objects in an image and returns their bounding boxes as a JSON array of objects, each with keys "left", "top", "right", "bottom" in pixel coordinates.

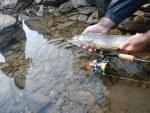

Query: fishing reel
[{"left": 90, "top": 50, "right": 111, "bottom": 75}]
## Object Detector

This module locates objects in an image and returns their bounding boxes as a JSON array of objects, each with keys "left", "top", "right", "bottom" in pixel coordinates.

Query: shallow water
[
  {"left": 0, "top": 16, "right": 149, "bottom": 113},
  {"left": 0, "top": 22, "right": 108, "bottom": 113}
]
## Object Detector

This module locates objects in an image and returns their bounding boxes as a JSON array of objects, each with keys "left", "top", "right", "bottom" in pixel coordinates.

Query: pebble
[
  {"left": 69, "top": 90, "right": 96, "bottom": 105},
  {"left": 0, "top": 0, "right": 18, "bottom": 8},
  {"left": 71, "top": 0, "right": 90, "bottom": 8},
  {"left": 0, "top": 14, "right": 16, "bottom": 32},
  {"left": 59, "top": 1, "right": 74, "bottom": 13},
  {"left": 78, "top": 7, "right": 96, "bottom": 15},
  {"left": 87, "top": 10, "right": 99, "bottom": 24},
  {"left": 36, "top": 5, "right": 44, "bottom": 16},
  {"left": 34, "top": 0, "right": 42, "bottom": 4},
  {"left": 78, "top": 14, "right": 88, "bottom": 22}
]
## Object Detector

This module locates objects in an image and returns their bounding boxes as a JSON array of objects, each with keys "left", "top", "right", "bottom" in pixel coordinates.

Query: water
[
  {"left": 0, "top": 17, "right": 149, "bottom": 113},
  {"left": 0, "top": 22, "right": 108, "bottom": 113}
]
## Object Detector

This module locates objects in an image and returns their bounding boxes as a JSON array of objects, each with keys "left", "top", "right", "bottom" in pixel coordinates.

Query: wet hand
[
  {"left": 83, "top": 23, "right": 109, "bottom": 34},
  {"left": 119, "top": 33, "right": 150, "bottom": 53}
]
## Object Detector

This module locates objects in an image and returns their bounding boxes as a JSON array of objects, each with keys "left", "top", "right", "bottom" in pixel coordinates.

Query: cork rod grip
[{"left": 118, "top": 54, "right": 135, "bottom": 61}]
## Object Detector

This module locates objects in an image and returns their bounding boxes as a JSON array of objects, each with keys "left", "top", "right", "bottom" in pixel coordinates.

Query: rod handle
[{"left": 118, "top": 54, "right": 135, "bottom": 61}]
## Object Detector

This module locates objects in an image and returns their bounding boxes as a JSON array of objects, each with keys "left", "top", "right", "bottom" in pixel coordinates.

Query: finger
[
  {"left": 119, "top": 41, "right": 130, "bottom": 50},
  {"left": 83, "top": 28, "right": 89, "bottom": 34},
  {"left": 88, "top": 48, "right": 93, "bottom": 52}
]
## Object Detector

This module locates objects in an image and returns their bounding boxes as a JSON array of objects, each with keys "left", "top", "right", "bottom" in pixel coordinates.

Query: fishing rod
[{"left": 90, "top": 49, "right": 150, "bottom": 75}]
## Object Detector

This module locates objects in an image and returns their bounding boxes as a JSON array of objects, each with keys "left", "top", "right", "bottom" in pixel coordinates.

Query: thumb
[{"left": 119, "top": 41, "right": 130, "bottom": 50}]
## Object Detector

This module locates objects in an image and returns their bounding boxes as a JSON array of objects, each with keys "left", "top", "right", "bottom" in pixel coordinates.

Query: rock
[
  {"left": 56, "top": 21, "right": 75, "bottom": 29},
  {"left": 109, "top": 58, "right": 145, "bottom": 78},
  {"left": 0, "top": 0, "right": 18, "bottom": 8},
  {"left": 71, "top": 0, "right": 90, "bottom": 8},
  {"left": 34, "top": 0, "right": 42, "bottom": 4},
  {"left": 69, "top": 90, "right": 96, "bottom": 105},
  {"left": 59, "top": 1, "right": 74, "bottom": 13},
  {"left": 0, "top": 52, "right": 5, "bottom": 63},
  {"left": 42, "top": 0, "right": 69, "bottom": 6},
  {"left": 69, "top": 15, "right": 79, "bottom": 21},
  {"left": 36, "top": 5, "right": 44, "bottom": 16},
  {"left": 0, "top": 14, "right": 16, "bottom": 32},
  {"left": 78, "top": 14, "right": 88, "bottom": 22},
  {"left": 87, "top": 10, "right": 99, "bottom": 24},
  {"left": 88, "top": 105, "right": 103, "bottom": 113},
  {"left": 78, "top": 7, "right": 96, "bottom": 15},
  {"left": 118, "top": 17, "right": 150, "bottom": 32}
]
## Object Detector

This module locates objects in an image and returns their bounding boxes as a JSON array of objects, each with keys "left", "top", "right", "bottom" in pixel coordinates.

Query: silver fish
[{"left": 69, "top": 33, "right": 129, "bottom": 50}]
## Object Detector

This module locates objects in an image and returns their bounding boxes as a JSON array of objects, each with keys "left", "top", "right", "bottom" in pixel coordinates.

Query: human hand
[
  {"left": 83, "top": 17, "right": 115, "bottom": 34},
  {"left": 83, "top": 23, "right": 109, "bottom": 34},
  {"left": 119, "top": 33, "right": 150, "bottom": 53},
  {"left": 82, "top": 18, "right": 115, "bottom": 50}
]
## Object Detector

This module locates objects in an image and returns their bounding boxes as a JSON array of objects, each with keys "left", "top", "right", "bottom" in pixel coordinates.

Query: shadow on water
[{"left": 0, "top": 17, "right": 149, "bottom": 113}]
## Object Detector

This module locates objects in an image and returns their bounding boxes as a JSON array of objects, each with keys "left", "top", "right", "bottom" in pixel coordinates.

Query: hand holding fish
[
  {"left": 83, "top": 18, "right": 116, "bottom": 34},
  {"left": 119, "top": 32, "right": 150, "bottom": 53}
]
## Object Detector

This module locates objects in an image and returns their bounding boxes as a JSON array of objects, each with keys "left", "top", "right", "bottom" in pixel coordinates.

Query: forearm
[{"left": 105, "top": 0, "right": 144, "bottom": 24}]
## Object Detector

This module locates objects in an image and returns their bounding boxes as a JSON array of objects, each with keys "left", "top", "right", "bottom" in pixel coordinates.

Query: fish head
[
  {"left": 68, "top": 35, "right": 84, "bottom": 46},
  {"left": 68, "top": 34, "right": 93, "bottom": 47}
]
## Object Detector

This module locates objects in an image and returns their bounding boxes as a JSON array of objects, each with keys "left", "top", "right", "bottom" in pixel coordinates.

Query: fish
[{"left": 68, "top": 33, "right": 129, "bottom": 50}]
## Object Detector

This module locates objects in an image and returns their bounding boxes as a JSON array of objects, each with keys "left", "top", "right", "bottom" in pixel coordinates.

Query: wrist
[
  {"left": 98, "top": 17, "right": 116, "bottom": 30},
  {"left": 145, "top": 31, "right": 150, "bottom": 44}
]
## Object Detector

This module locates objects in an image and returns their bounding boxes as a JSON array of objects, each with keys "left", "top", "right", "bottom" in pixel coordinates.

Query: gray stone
[
  {"left": 110, "top": 58, "right": 144, "bottom": 77},
  {"left": 78, "top": 14, "right": 88, "bottom": 22},
  {"left": 87, "top": 10, "right": 99, "bottom": 24},
  {"left": 69, "top": 90, "right": 96, "bottom": 105},
  {"left": 34, "top": 0, "right": 42, "bottom": 4},
  {"left": 0, "top": 14, "right": 16, "bottom": 32},
  {"left": 78, "top": 7, "right": 96, "bottom": 15},
  {"left": 59, "top": 1, "right": 74, "bottom": 13},
  {"left": 42, "top": 0, "right": 68, "bottom": 6},
  {"left": 69, "top": 15, "right": 79, "bottom": 21},
  {"left": 36, "top": 5, "right": 44, "bottom": 16},
  {"left": 71, "top": 0, "right": 90, "bottom": 8},
  {"left": 0, "top": 0, "right": 18, "bottom": 8}
]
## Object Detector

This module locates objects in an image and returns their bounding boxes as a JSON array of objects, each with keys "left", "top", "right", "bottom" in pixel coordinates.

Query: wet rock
[
  {"left": 109, "top": 58, "right": 145, "bottom": 78},
  {"left": 118, "top": 17, "right": 150, "bottom": 32},
  {"left": 0, "top": 63, "right": 9, "bottom": 70},
  {"left": 41, "top": 0, "right": 69, "bottom": 6},
  {"left": 87, "top": 10, "right": 99, "bottom": 24},
  {"left": 71, "top": 0, "right": 90, "bottom": 8},
  {"left": 14, "top": 77, "right": 25, "bottom": 89},
  {"left": 69, "top": 15, "right": 79, "bottom": 21},
  {"left": 36, "top": 5, "right": 44, "bottom": 16},
  {"left": 0, "top": 14, "right": 16, "bottom": 32},
  {"left": 0, "top": 0, "right": 18, "bottom": 8},
  {"left": 34, "top": 0, "right": 42, "bottom": 4},
  {"left": 78, "top": 14, "right": 88, "bottom": 22},
  {"left": 56, "top": 21, "right": 75, "bottom": 29},
  {"left": 88, "top": 105, "right": 103, "bottom": 113},
  {"left": 69, "top": 90, "right": 96, "bottom": 105},
  {"left": 59, "top": 1, "right": 74, "bottom": 13},
  {"left": 78, "top": 7, "right": 96, "bottom": 15}
]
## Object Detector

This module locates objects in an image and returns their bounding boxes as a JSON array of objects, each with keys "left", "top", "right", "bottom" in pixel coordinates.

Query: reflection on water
[
  {"left": 0, "top": 19, "right": 150, "bottom": 113},
  {"left": 0, "top": 22, "right": 108, "bottom": 113}
]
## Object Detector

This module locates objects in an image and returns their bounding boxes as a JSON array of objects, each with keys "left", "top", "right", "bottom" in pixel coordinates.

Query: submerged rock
[
  {"left": 0, "top": 0, "right": 18, "bottom": 8},
  {"left": 0, "top": 14, "right": 16, "bottom": 32},
  {"left": 78, "top": 14, "right": 88, "bottom": 22},
  {"left": 71, "top": 0, "right": 90, "bottom": 8}
]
